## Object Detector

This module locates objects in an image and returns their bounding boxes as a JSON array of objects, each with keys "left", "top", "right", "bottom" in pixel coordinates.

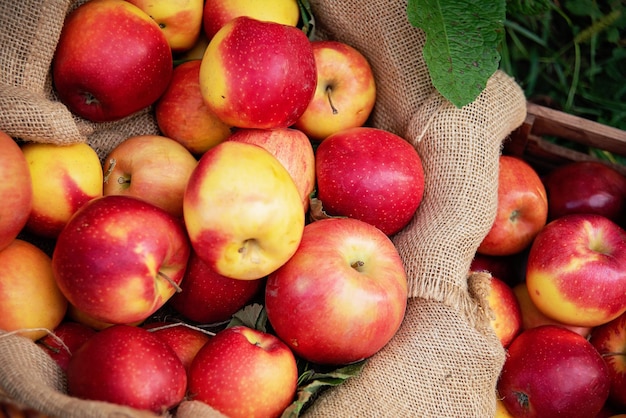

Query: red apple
[
  {"left": 265, "top": 217, "right": 408, "bottom": 365},
  {"left": 0, "top": 239, "right": 68, "bottom": 341},
  {"left": 543, "top": 161, "right": 626, "bottom": 227},
  {"left": 168, "top": 250, "right": 264, "bottom": 324},
  {"left": 155, "top": 60, "right": 233, "bottom": 155},
  {"left": 67, "top": 324, "right": 187, "bottom": 413},
  {"left": 526, "top": 214, "right": 626, "bottom": 328},
  {"left": 202, "top": 0, "right": 300, "bottom": 40},
  {"left": 52, "top": 195, "right": 191, "bottom": 325},
  {"left": 37, "top": 321, "right": 97, "bottom": 372},
  {"left": 478, "top": 155, "right": 548, "bottom": 256},
  {"left": 0, "top": 131, "right": 31, "bottom": 251},
  {"left": 227, "top": 127, "right": 316, "bottom": 212},
  {"left": 102, "top": 134, "right": 198, "bottom": 218},
  {"left": 143, "top": 321, "right": 211, "bottom": 373},
  {"left": 199, "top": 16, "right": 317, "bottom": 129},
  {"left": 52, "top": 0, "right": 173, "bottom": 122},
  {"left": 294, "top": 40, "right": 377, "bottom": 141},
  {"left": 485, "top": 276, "right": 522, "bottom": 347},
  {"left": 66, "top": 303, "right": 144, "bottom": 331},
  {"left": 497, "top": 325, "right": 610, "bottom": 418},
  {"left": 188, "top": 325, "right": 298, "bottom": 418},
  {"left": 590, "top": 311, "right": 626, "bottom": 410},
  {"left": 183, "top": 141, "right": 305, "bottom": 280},
  {"left": 315, "top": 126, "right": 425, "bottom": 236},
  {"left": 513, "top": 282, "right": 592, "bottom": 338}
]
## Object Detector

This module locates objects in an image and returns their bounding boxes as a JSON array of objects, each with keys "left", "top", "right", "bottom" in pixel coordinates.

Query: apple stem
[
  {"left": 103, "top": 158, "right": 116, "bottom": 184},
  {"left": 158, "top": 271, "right": 182, "bottom": 293},
  {"left": 326, "top": 85, "right": 338, "bottom": 115},
  {"left": 351, "top": 260, "right": 365, "bottom": 272}
]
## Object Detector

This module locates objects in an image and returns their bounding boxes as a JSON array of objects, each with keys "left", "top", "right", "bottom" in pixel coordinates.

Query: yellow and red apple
[
  {"left": 295, "top": 40, "right": 377, "bottom": 141},
  {"left": 22, "top": 142, "right": 103, "bottom": 239},
  {"left": 0, "top": 239, "right": 68, "bottom": 340},
  {"left": 484, "top": 275, "right": 522, "bottom": 347},
  {"left": 183, "top": 141, "right": 305, "bottom": 281},
  {"left": 103, "top": 134, "right": 198, "bottom": 218},
  {"left": 0, "top": 131, "right": 32, "bottom": 251},
  {"left": 126, "top": 0, "right": 203, "bottom": 53},
  {"left": 155, "top": 60, "right": 232, "bottom": 155}
]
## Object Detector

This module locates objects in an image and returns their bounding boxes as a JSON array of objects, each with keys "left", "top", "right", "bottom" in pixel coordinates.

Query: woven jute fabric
[{"left": 0, "top": 0, "right": 527, "bottom": 416}]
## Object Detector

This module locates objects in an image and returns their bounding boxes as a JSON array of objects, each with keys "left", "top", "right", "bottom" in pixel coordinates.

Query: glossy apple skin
[
  {"left": 155, "top": 60, "right": 232, "bottom": 155},
  {"left": 126, "top": 0, "right": 203, "bottom": 53},
  {"left": 188, "top": 325, "right": 298, "bottom": 418},
  {"left": 543, "top": 161, "right": 626, "bottom": 228},
  {"left": 227, "top": 127, "right": 316, "bottom": 212},
  {"left": 52, "top": 0, "right": 173, "bottom": 122},
  {"left": 199, "top": 16, "right": 317, "bottom": 129},
  {"left": 22, "top": 142, "right": 103, "bottom": 239},
  {"left": 513, "top": 282, "right": 591, "bottom": 338},
  {"left": 202, "top": 0, "right": 300, "bottom": 40},
  {"left": 0, "top": 239, "right": 68, "bottom": 341},
  {"left": 102, "top": 134, "right": 198, "bottom": 218},
  {"left": 67, "top": 324, "right": 187, "bottom": 413},
  {"left": 169, "top": 250, "right": 264, "bottom": 324},
  {"left": 183, "top": 141, "right": 304, "bottom": 280},
  {"left": 265, "top": 217, "right": 408, "bottom": 365},
  {"left": 0, "top": 131, "right": 32, "bottom": 251},
  {"left": 295, "top": 40, "right": 377, "bottom": 141},
  {"left": 498, "top": 325, "right": 610, "bottom": 418},
  {"left": 143, "top": 321, "right": 211, "bottom": 373},
  {"left": 37, "top": 321, "right": 97, "bottom": 372},
  {"left": 478, "top": 155, "right": 548, "bottom": 256},
  {"left": 590, "top": 311, "right": 626, "bottom": 410},
  {"left": 52, "top": 195, "right": 191, "bottom": 325},
  {"left": 485, "top": 276, "right": 522, "bottom": 348},
  {"left": 526, "top": 214, "right": 626, "bottom": 328},
  {"left": 315, "top": 126, "right": 425, "bottom": 236}
]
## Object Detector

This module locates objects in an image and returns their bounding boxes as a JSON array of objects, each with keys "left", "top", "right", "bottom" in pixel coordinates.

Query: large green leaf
[{"left": 407, "top": 0, "right": 506, "bottom": 107}]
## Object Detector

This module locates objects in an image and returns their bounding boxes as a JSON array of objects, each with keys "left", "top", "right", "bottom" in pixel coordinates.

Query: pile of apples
[
  {"left": 0, "top": 0, "right": 428, "bottom": 417},
  {"left": 471, "top": 154, "right": 626, "bottom": 417}
]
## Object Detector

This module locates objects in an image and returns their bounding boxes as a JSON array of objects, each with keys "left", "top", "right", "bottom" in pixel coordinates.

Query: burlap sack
[{"left": 0, "top": 0, "right": 527, "bottom": 417}]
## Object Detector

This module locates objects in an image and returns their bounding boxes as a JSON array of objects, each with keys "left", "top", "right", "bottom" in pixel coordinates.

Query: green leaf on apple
[
  {"left": 281, "top": 361, "right": 367, "bottom": 417},
  {"left": 296, "top": 0, "right": 315, "bottom": 38},
  {"left": 227, "top": 303, "right": 268, "bottom": 332},
  {"left": 406, "top": 0, "right": 506, "bottom": 107}
]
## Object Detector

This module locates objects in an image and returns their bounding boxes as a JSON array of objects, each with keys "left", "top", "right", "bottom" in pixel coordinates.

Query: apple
[
  {"left": 0, "top": 239, "right": 68, "bottom": 341},
  {"left": 478, "top": 155, "right": 548, "bottom": 256},
  {"left": 52, "top": 195, "right": 191, "bottom": 325},
  {"left": 168, "top": 250, "right": 264, "bottom": 324},
  {"left": 125, "top": 0, "right": 203, "bottom": 53},
  {"left": 202, "top": 0, "right": 300, "bottom": 40},
  {"left": 188, "top": 325, "right": 298, "bottom": 418},
  {"left": 294, "top": 40, "right": 377, "bottom": 141},
  {"left": 66, "top": 303, "right": 144, "bottom": 330},
  {"left": 66, "top": 324, "right": 187, "bottom": 413},
  {"left": 21, "top": 142, "right": 103, "bottom": 239},
  {"left": 315, "top": 126, "right": 425, "bottom": 236},
  {"left": 102, "top": 134, "right": 198, "bottom": 218},
  {"left": 52, "top": 0, "right": 173, "bottom": 122},
  {"left": 590, "top": 311, "right": 626, "bottom": 410},
  {"left": 183, "top": 140, "right": 305, "bottom": 280},
  {"left": 0, "top": 131, "right": 32, "bottom": 251},
  {"left": 485, "top": 275, "right": 522, "bottom": 347},
  {"left": 265, "top": 217, "right": 408, "bottom": 365},
  {"left": 199, "top": 16, "right": 317, "bottom": 129},
  {"left": 512, "top": 282, "right": 592, "bottom": 338},
  {"left": 495, "top": 398, "right": 515, "bottom": 418},
  {"left": 526, "top": 213, "right": 626, "bottom": 328},
  {"left": 497, "top": 325, "right": 610, "bottom": 418},
  {"left": 37, "top": 321, "right": 97, "bottom": 372},
  {"left": 543, "top": 161, "right": 626, "bottom": 227},
  {"left": 143, "top": 321, "right": 211, "bottom": 373},
  {"left": 227, "top": 127, "right": 316, "bottom": 212},
  {"left": 155, "top": 60, "right": 233, "bottom": 155},
  {"left": 176, "top": 30, "right": 210, "bottom": 61}
]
